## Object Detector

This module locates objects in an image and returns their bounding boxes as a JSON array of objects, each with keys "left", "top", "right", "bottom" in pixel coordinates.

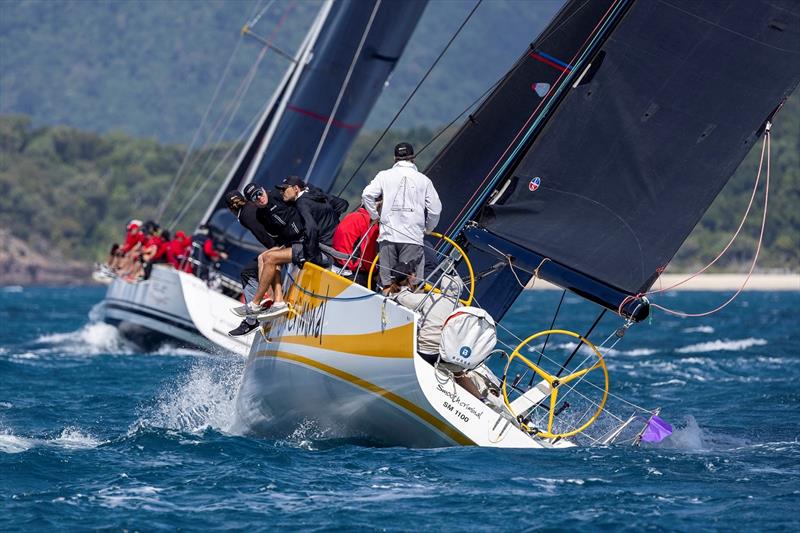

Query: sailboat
[
  {"left": 233, "top": 0, "right": 800, "bottom": 447},
  {"left": 97, "top": 0, "right": 427, "bottom": 354}
]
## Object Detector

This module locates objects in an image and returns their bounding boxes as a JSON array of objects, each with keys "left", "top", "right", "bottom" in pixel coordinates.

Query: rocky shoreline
[{"left": 0, "top": 228, "right": 93, "bottom": 285}]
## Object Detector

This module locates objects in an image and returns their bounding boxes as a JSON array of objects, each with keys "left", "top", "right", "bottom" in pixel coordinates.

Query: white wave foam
[
  {"left": 645, "top": 415, "right": 750, "bottom": 451},
  {"left": 96, "top": 485, "right": 164, "bottom": 509},
  {"left": 34, "top": 322, "right": 136, "bottom": 356},
  {"left": 676, "top": 338, "right": 767, "bottom": 354},
  {"left": 0, "top": 426, "right": 103, "bottom": 453},
  {"left": 133, "top": 358, "right": 244, "bottom": 434},
  {"left": 1, "top": 285, "right": 23, "bottom": 293},
  {"left": 0, "top": 431, "right": 34, "bottom": 453},
  {"left": 683, "top": 325, "right": 715, "bottom": 334},
  {"left": 52, "top": 427, "right": 104, "bottom": 449}
]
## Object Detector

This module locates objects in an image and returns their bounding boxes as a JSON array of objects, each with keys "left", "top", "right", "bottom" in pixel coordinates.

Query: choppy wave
[
  {"left": 645, "top": 416, "right": 750, "bottom": 451},
  {"left": 676, "top": 337, "right": 768, "bottom": 354},
  {"left": 132, "top": 358, "right": 244, "bottom": 435},
  {"left": 0, "top": 426, "right": 103, "bottom": 454},
  {"left": 683, "top": 325, "right": 715, "bottom": 334},
  {"left": 33, "top": 322, "right": 136, "bottom": 356}
]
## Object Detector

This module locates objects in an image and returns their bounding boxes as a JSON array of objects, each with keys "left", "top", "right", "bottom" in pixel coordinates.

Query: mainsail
[
  {"left": 202, "top": 0, "right": 427, "bottom": 283},
  {"left": 427, "top": 0, "right": 799, "bottom": 320}
]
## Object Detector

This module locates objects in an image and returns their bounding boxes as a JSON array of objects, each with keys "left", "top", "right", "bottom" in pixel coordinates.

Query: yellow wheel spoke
[
  {"left": 560, "top": 361, "right": 603, "bottom": 385},
  {"left": 547, "top": 387, "right": 559, "bottom": 434}
]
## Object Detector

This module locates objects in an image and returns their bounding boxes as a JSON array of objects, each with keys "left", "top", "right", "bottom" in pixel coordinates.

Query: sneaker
[
  {"left": 256, "top": 301, "right": 290, "bottom": 320},
  {"left": 232, "top": 301, "right": 263, "bottom": 317},
  {"left": 228, "top": 319, "right": 259, "bottom": 337}
]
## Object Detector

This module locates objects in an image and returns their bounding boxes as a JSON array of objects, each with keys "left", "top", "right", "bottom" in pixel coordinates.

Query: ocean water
[{"left": 1, "top": 286, "right": 798, "bottom": 531}]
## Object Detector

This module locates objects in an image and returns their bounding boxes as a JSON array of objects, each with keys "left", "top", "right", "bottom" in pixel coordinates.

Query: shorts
[
  {"left": 292, "top": 243, "right": 331, "bottom": 269},
  {"left": 378, "top": 241, "right": 424, "bottom": 287}
]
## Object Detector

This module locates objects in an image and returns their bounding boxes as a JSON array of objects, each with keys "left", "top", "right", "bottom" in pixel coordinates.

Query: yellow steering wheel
[
  {"left": 501, "top": 329, "right": 609, "bottom": 439},
  {"left": 367, "top": 231, "right": 475, "bottom": 306}
]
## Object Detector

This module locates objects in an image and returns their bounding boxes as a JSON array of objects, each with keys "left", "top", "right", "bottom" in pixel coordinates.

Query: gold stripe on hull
[{"left": 257, "top": 349, "right": 473, "bottom": 446}]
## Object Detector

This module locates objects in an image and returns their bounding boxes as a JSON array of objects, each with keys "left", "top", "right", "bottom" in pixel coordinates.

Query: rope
[
  {"left": 305, "top": 0, "right": 381, "bottom": 181},
  {"left": 168, "top": 108, "right": 264, "bottom": 229},
  {"left": 618, "top": 125, "right": 772, "bottom": 318},
  {"left": 165, "top": 3, "right": 295, "bottom": 228},
  {"left": 335, "top": 0, "right": 483, "bottom": 197},
  {"left": 649, "top": 127, "right": 771, "bottom": 318},
  {"left": 284, "top": 270, "right": 379, "bottom": 302}
]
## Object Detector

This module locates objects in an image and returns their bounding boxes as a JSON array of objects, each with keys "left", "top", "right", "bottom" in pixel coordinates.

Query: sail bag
[{"left": 439, "top": 307, "right": 497, "bottom": 370}]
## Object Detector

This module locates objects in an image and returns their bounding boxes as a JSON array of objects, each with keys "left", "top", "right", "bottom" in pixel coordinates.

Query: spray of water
[{"left": 133, "top": 356, "right": 245, "bottom": 435}]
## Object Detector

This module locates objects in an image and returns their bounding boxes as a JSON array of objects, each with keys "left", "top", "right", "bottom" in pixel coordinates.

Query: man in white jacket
[{"left": 361, "top": 142, "right": 442, "bottom": 289}]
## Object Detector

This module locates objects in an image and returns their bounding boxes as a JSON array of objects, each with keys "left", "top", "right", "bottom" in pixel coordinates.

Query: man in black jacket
[
  {"left": 224, "top": 187, "right": 305, "bottom": 335},
  {"left": 238, "top": 176, "right": 347, "bottom": 320}
]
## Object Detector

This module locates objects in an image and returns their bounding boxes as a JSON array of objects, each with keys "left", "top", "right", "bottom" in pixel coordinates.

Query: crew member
[
  {"left": 242, "top": 176, "right": 341, "bottom": 319},
  {"left": 388, "top": 263, "right": 479, "bottom": 397},
  {"left": 331, "top": 202, "right": 379, "bottom": 286},
  {"left": 362, "top": 142, "right": 441, "bottom": 291}
]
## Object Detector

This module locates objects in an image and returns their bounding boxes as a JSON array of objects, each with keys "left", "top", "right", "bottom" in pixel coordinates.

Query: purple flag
[{"left": 640, "top": 415, "right": 673, "bottom": 443}]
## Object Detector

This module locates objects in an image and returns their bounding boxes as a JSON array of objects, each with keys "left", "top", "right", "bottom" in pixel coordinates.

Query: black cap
[
  {"left": 243, "top": 183, "right": 265, "bottom": 202},
  {"left": 391, "top": 261, "right": 417, "bottom": 284},
  {"left": 394, "top": 142, "right": 414, "bottom": 160},
  {"left": 224, "top": 190, "right": 246, "bottom": 209},
  {"left": 277, "top": 175, "right": 306, "bottom": 190}
]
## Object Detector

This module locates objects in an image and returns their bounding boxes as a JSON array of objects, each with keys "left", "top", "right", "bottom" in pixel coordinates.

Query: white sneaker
[
  {"left": 232, "top": 301, "right": 264, "bottom": 317},
  {"left": 256, "top": 301, "right": 289, "bottom": 320}
]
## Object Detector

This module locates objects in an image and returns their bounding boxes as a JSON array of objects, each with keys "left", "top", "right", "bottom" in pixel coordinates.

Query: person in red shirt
[
  {"left": 332, "top": 203, "right": 379, "bottom": 286},
  {"left": 166, "top": 230, "right": 191, "bottom": 270},
  {"left": 116, "top": 220, "right": 146, "bottom": 276}
]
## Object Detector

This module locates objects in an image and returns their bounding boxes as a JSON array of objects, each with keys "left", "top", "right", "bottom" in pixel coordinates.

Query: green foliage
[
  {"left": 0, "top": 115, "right": 232, "bottom": 261},
  {"left": 0, "top": 97, "right": 797, "bottom": 272},
  {"left": 0, "top": 1, "right": 563, "bottom": 143}
]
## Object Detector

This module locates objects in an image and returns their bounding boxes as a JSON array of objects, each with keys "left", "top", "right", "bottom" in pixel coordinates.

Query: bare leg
[
  {"left": 253, "top": 248, "right": 293, "bottom": 305},
  {"left": 272, "top": 267, "right": 284, "bottom": 303}
]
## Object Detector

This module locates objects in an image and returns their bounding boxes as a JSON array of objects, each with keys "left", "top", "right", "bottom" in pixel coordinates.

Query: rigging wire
[
  {"left": 334, "top": 0, "right": 483, "bottom": 197},
  {"left": 305, "top": 0, "right": 382, "bottom": 181},
  {"left": 167, "top": 108, "right": 265, "bottom": 229},
  {"left": 165, "top": 3, "right": 296, "bottom": 228},
  {"left": 155, "top": 11, "right": 254, "bottom": 220}
]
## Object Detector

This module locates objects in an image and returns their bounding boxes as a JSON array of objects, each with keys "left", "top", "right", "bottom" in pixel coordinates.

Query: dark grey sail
[
  {"left": 204, "top": 0, "right": 427, "bottom": 283},
  {"left": 439, "top": 0, "right": 800, "bottom": 320},
  {"left": 423, "top": 0, "right": 629, "bottom": 317}
]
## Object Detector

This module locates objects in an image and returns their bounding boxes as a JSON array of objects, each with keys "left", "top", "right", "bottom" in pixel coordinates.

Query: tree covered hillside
[
  {"left": 0, "top": 101, "right": 797, "bottom": 273},
  {"left": 1, "top": 0, "right": 562, "bottom": 143}
]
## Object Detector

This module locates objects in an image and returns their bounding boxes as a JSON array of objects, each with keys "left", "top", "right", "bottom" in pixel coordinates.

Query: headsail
[
  {"left": 201, "top": 0, "right": 427, "bottom": 283},
  {"left": 433, "top": 0, "right": 800, "bottom": 319}
]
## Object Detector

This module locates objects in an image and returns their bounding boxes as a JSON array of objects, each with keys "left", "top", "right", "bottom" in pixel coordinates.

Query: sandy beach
[{"left": 528, "top": 273, "right": 800, "bottom": 291}]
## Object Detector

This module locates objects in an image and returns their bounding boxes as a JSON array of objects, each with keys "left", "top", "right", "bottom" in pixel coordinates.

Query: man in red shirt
[
  {"left": 166, "top": 230, "right": 191, "bottom": 270},
  {"left": 332, "top": 203, "right": 379, "bottom": 286}
]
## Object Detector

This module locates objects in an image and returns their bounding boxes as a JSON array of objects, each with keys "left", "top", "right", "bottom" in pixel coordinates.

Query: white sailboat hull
[
  {"left": 234, "top": 264, "right": 572, "bottom": 449},
  {"left": 97, "top": 265, "right": 232, "bottom": 352}
]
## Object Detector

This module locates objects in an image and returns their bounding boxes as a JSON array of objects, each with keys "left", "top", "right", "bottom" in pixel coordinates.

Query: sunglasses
[{"left": 247, "top": 187, "right": 266, "bottom": 202}]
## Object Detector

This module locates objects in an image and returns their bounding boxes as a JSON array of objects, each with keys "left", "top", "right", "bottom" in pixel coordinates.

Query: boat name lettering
[
  {"left": 271, "top": 297, "right": 327, "bottom": 340},
  {"left": 436, "top": 384, "right": 482, "bottom": 420}
]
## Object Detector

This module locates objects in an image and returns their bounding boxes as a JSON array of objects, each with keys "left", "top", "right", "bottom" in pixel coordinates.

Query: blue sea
[{"left": 1, "top": 286, "right": 798, "bottom": 531}]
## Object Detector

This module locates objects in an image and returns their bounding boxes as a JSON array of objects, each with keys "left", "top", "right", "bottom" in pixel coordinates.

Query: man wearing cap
[
  {"left": 225, "top": 188, "right": 302, "bottom": 335},
  {"left": 361, "top": 142, "right": 441, "bottom": 291}
]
